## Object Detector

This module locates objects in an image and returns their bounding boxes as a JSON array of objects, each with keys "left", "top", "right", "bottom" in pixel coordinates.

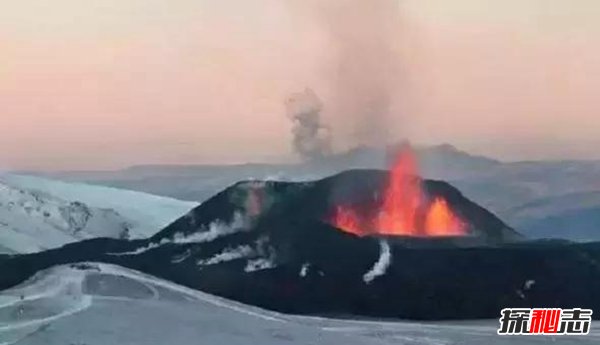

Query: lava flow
[{"left": 330, "top": 146, "right": 466, "bottom": 237}]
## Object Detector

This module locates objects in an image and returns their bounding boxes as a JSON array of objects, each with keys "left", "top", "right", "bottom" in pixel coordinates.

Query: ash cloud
[
  {"left": 288, "top": 0, "right": 401, "bottom": 147},
  {"left": 285, "top": 89, "right": 332, "bottom": 161}
]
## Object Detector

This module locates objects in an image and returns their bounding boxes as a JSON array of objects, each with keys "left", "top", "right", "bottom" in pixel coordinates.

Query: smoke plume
[
  {"left": 285, "top": 89, "right": 332, "bottom": 160},
  {"left": 288, "top": 0, "right": 401, "bottom": 147},
  {"left": 363, "top": 240, "right": 392, "bottom": 284}
]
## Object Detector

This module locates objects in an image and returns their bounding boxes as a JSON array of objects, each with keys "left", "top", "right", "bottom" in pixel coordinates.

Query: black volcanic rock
[
  {"left": 1, "top": 170, "right": 600, "bottom": 320},
  {"left": 153, "top": 169, "right": 521, "bottom": 245}
]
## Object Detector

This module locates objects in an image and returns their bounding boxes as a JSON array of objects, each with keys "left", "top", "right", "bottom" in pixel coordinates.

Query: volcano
[
  {"left": 3, "top": 166, "right": 600, "bottom": 320},
  {"left": 150, "top": 166, "right": 521, "bottom": 246}
]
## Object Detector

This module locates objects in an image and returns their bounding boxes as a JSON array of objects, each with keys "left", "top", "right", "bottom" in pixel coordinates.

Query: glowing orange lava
[
  {"left": 425, "top": 197, "right": 465, "bottom": 236},
  {"left": 330, "top": 146, "right": 467, "bottom": 237},
  {"left": 375, "top": 147, "right": 422, "bottom": 236},
  {"left": 332, "top": 205, "right": 363, "bottom": 235}
]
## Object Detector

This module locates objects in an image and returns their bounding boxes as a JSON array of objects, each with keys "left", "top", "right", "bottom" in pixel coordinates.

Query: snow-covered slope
[
  {"left": 0, "top": 182, "right": 133, "bottom": 254},
  {"left": 0, "top": 174, "right": 198, "bottom": 237},
  {"left": 0, "top": 175, "right": 197, "bottom": 254},
  {"left": 4, "top": 263, "right": 596, "bottom": 345}
]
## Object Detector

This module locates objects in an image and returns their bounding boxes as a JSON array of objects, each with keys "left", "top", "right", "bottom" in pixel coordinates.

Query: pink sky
[{"left": 2, "top": 0, "right": 600, "bottom": 170}]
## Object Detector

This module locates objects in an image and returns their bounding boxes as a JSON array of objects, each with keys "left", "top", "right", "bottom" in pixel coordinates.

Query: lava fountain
[{"left": 330, "top": 146, "right": 467, "bottom": 237}]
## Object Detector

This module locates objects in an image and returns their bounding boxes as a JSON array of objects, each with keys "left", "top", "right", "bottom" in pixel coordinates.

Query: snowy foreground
[{"left": 0, "top": 264, "right": 597, "bottom": 345}]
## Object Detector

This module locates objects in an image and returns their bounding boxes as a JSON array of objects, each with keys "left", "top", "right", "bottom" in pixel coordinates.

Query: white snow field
[
  {"left": 0, "top": 264, "right": 597, "bottom": 345},
  {"left": 0, "top": 174, "right": 197, "bottom": 253},
  {"left": 0, "top": 182, "right": 132, "bottom": 254}
]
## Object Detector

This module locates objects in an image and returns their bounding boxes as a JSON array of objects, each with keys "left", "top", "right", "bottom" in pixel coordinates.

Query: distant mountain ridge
[
  {"left": 13, "top": 143, "right": 600, "bottom": 242},
  {"left": 24, "top": 144, "right": 499, "bottom": 202}
]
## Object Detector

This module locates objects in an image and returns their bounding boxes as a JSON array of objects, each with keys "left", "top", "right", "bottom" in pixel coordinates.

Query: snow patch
[
  {"left": 243, "top": 236, "right": 277, "bottom": 272},
  {"left": 300, "top": 263, "right": 310, "bottom": 278},
  {"left": 524, "top": 279, "right": 536, "bottom": 290},
  {"left": 363, "top": 241, "right": 391, "bottom": 284},
  {"left": 245, "top": 258, "right": 276, "bottom": 272},
  {"left": 517, "top": 279, "right": 537, "bottom": 299},
  {"left": 171, "top": 249, "right": 192, "bottom": 264}
]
